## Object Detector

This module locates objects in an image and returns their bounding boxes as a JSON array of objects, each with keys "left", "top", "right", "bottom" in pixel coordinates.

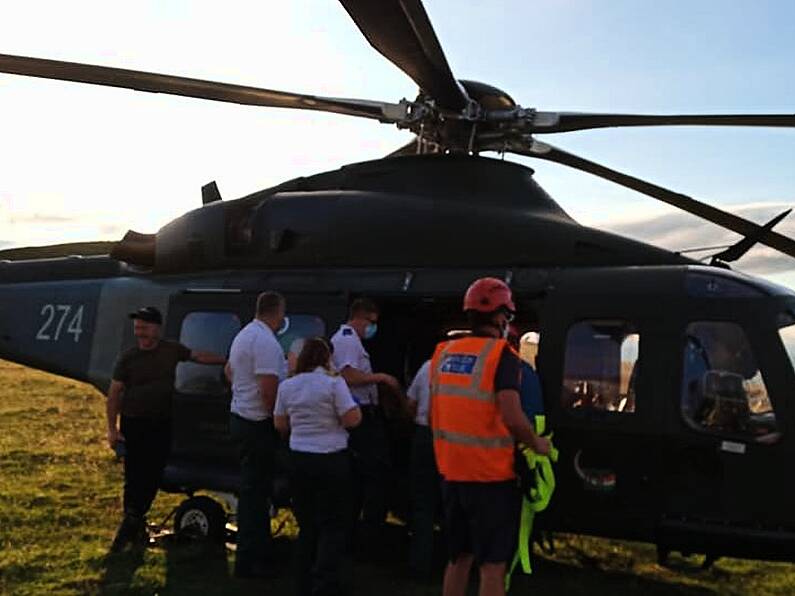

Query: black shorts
[{"left": 441, "top": 479, "right": 521, "bottom": 565}]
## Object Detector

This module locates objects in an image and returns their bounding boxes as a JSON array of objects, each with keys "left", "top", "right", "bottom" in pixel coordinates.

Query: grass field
[{"left": 1, "top": 360, "right": 794, "bottom": 595}]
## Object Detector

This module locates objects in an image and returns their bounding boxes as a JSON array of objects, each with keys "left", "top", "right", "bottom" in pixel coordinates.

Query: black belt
[{"left": 230, "top": 412, "right": 273, "bottom": 425}]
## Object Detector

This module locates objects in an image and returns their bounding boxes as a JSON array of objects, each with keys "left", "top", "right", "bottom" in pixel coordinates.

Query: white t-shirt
[
  {"left": 229, "top": 319, "right": 287, "bottom": 421},
  {"left": 331, "top": 323, "right": 378, "bottom": 406},
  {"left": 274, "top": 367, "right": 358, "bottom": 453},
  {"left": 407, "top": 360, "right": 432, "bottom": 426}
]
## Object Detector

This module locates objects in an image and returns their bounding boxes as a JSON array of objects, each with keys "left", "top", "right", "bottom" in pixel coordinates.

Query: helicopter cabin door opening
[
  {"left": 362, "top": 294, "right": 463, "bottom": 517},
  {"left": 539, "top": 274, "right": 665, "bottom": 543}
]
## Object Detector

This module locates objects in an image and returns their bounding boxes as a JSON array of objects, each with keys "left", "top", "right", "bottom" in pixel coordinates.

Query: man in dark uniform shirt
[{"left": 106, "top": 306, "right": 225, "bottom": 552}]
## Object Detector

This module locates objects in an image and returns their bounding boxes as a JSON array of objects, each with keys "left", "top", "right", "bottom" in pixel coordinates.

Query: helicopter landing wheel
[{"left": 174, "top": 496, "right": 226, "bottom": 544}]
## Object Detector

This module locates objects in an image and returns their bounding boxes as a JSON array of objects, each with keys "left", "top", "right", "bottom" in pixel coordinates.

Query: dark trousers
[
  {"left": 120, "top": 416, "right": 171, "bottom": 519},
  {"left": 291, "top": 449, "right": 353, "bottom": 596},
  {"left": 230, "top": 413, "right": 276, "bottom": 571},
  {"left": 409, "top": 424, "right": 441, "bottom": 576},
  {"left": 348, "top": 406, "right": 390, "bottom": 528}
]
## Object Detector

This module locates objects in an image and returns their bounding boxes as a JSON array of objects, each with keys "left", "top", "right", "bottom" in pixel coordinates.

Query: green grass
[{"left": 1, "top": 359, "right": 793, "bottom": 595}]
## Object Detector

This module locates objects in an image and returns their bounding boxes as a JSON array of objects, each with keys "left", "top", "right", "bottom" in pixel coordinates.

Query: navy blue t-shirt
[{"left": 519, "top": 361, "right": 544, "bottom": 418}]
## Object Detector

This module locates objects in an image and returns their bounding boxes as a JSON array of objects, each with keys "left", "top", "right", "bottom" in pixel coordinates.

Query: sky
[{"left": 0, "top": 1, "right": 793, "bottom": 283}]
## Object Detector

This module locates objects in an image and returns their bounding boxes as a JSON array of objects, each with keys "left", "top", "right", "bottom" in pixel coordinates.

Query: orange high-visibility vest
[{"left": 430, "top": 336, "right": 515, "bottom": 482}]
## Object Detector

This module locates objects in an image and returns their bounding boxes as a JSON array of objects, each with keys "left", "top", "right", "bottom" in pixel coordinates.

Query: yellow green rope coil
[{"left": 505, "top": 415, "right": 558, "bottom": 592}]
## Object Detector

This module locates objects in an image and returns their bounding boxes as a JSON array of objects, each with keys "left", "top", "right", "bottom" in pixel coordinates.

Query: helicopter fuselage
[{"left": 1, "top": 155, "right": 794, "bottom": 563}]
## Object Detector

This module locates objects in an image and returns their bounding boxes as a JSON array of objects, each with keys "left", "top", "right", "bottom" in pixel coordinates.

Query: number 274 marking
[{"left": 36, "top": 304, "right": 84, "bottom": 342}]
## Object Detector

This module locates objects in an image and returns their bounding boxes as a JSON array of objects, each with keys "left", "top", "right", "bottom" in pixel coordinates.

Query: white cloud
[{"left": 599, "top": 202, "right": 795, "bottom": 276}]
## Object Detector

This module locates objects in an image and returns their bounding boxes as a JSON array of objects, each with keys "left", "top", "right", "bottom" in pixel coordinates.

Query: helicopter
[{"left": 1, "top": 0, "right": 795, "bottom": 567}]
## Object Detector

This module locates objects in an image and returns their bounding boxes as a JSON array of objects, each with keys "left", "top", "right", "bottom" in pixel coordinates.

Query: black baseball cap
[{"left": 129, "top": 306, "right": 163, "bottom": 325}]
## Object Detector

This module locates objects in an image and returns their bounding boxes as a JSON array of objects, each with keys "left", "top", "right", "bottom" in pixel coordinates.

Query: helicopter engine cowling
[
  {"left": 155, "top": 201, "right": 227, "bottom": 272},
  {"left": 119, "top": 154, "right": 690, "bottom": 273}
]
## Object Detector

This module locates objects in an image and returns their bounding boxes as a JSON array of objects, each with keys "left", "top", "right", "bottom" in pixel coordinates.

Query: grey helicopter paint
[{"left": 1, "top": 0, "right": 795, "bottom": 566}]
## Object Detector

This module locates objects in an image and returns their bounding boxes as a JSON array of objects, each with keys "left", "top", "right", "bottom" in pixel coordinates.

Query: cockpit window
[
  {"left": 562, "top": 321, "right": 639, "bottom": 414},
  {"left": 682, "top": 321, "right": 779, "bottom": 442}
]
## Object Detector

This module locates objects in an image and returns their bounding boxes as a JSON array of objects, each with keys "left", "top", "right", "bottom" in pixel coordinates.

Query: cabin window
[
  {"left": 562, "top": 321, "right": 639, "bottom": 413},
  {"left": 278, "top": 314, "right": 326, "bottom": 375},
  {"left": 175, "top": 311, "right": 241, "bottom": 395},
  {"left": 682, "top": 321, "right": 779, "bottom": 442}
]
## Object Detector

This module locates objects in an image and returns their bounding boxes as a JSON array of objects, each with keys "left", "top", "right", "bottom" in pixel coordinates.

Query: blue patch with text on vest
[
  {"left": 342, "top": 328, "right": 353, "bottom": 336},
  {"left": 440, "top": 354, "right": 477, "bottom": 374}
]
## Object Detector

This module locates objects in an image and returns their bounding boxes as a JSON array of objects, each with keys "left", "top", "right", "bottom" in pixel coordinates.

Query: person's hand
[
  {"left": 532, "top": 435, "right": 551, "bottom": 456},
  {"left": 377, "top": 373, "right": 401, "bottom": 392},
  {"left": 107, "top": 427, "right": 124, "bottom": 450}
]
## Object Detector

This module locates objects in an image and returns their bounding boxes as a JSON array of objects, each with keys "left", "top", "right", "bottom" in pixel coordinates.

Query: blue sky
[{"left": 0, "top": 1, "right": 793, "bottom": 281}]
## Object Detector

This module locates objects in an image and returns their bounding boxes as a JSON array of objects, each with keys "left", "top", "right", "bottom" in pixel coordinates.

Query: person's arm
[
  {"left": 106, "top": 380, "right": 125, "bottom": 449},
  {"left": 333, "top": 377, "right": 362, "bottom": 428},
  {"left": 339, "top": 366, "right": 400, "bottom": 391},
  {"left": 340, "top": 406, "right": 362, "bottom": 429},
  {"left": 190, "top": 350, "right": 226, "bottom": 365},
  {"left": 273, "top": 385, "right": 289, "bottom": 437},
  {"left": 273, "top": 415, "right": 290, "bottom": 437},
  {"left": 496, "top": 389, "right": 550, "bottom": 455},
  {"left": 257, "top": 374, "right": 280, "bottom": 415},
  {"left": 224, "top": 362, "right": 233, "bottom": 383}
]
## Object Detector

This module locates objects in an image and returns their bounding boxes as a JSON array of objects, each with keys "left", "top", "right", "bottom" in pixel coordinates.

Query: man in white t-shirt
[
  {"left": 227, "top": 291, "right": 287, "bottom": 579},
  {"left": 331, "top": 297, "right": 401, "bottom": 539}
]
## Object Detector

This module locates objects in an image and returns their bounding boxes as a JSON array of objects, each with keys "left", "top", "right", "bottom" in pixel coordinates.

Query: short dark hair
[
  {"left": 256, "top": 291, "right": 285, "bottom": 318},
  {"left": 295, "top": 337, "right": 333, "bottom": 375},
  {"left": 467, "top": 309, "right": 497, "bottom": 330},
  {"left": 349, "top": 297, "right": 379, "bottom": 320}
]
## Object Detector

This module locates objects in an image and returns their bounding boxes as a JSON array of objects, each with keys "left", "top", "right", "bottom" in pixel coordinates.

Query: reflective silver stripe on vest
[
  {"left": 432, "top": 428, "right": 514, "bottom": 449},
  {"left": 432, "top": 338, "right": 498, "bottom": 403},
  {"left": 433, "top": 384, "right": 493, "bottom": 401}
]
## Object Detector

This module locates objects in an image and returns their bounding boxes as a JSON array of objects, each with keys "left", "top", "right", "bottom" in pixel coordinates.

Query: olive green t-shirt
[{"left": 112, "top": 339, "right": 192, "bottom": 419}]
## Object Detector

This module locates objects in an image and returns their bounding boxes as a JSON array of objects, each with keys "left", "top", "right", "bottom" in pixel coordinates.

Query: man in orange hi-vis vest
[{"left": 430, "top": 277, "right": 551, "bottom": 596}]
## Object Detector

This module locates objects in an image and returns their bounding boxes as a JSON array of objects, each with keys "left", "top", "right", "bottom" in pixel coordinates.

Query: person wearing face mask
[
  {"left": 430, "top": 278, "right": 551, "bottom": 596},
  {"left": 227, "top": 291, "right": 288, "bottom": 578},
  {"left": 330, "top": 297, "right": 401, "bottom": 545}
]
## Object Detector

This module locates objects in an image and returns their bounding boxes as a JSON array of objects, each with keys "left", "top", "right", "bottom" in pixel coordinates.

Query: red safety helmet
[{"left": 463, "top": 277, "right": 515, "bottom": 314}]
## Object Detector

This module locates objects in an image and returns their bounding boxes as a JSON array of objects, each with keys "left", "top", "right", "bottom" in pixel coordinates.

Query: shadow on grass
[
  {"left": 160, "top": 535, "right": 295, "bottom": 596},
  {"left": 514, "top": 557, "right": 716, "bottom": 596},
  {"left": 99, "top": 548, "right": 146, "bottom": 595},
  {"left": 92, "top": 524, "right": 721, "bottom": 596}
]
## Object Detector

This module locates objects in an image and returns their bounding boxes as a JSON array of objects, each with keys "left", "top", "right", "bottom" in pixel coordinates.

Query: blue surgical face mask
[{"left": 364, "top": 322, "right": 378, "bottom": 340}]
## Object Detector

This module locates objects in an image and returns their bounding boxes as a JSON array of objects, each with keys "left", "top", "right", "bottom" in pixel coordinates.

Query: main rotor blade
[
  {"left": 517, "top": 140, "right": 795, "bottom": 259},
  {"left": 339, "top": 0, "right": 469, "bottom": 112},
  {"left": 528, "top": 112, "right": 795, "bottom": 134},
  {"left": 711, "top": 209, "right": 792, "bottom": 264},
  {"left": 0, "top": 53, "right": 407, "bottom": 122}
]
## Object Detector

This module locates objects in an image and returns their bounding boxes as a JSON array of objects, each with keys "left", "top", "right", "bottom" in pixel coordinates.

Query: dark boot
[{"left": 110, "top": 514, "right": 146, "bottom": 553}]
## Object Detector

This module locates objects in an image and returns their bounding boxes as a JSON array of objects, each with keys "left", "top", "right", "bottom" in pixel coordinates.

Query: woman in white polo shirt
[{"left": 274, "top": 337, "right": 361, "bottom": 596}]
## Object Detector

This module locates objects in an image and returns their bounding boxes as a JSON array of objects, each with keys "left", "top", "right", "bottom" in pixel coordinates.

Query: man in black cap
[{"left": 106, "top": 306, "right": 226, "bottom": 552}]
